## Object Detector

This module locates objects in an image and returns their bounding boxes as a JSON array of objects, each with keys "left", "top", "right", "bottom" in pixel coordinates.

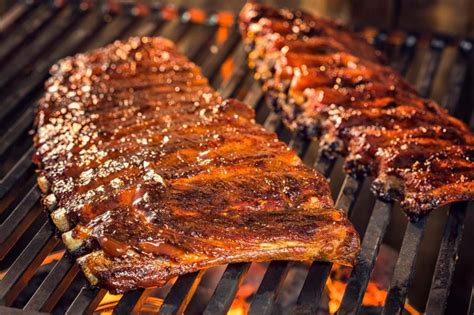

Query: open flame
[
  {"left": 95, "top": 293, "right": 123, "bottom": 314},
  {"left": 326, "top": 265, "right": 389, "bottom": 313},
  {"left": 0, "top": 251, "right": 65, "bottom": 280},
  {"left": 94, "top": 293, "right": 164, "bottom": 314},
  {"left": 16, "top": 250, "right": 421, "bottom": 314},
  {"left": 93, "top": 261, "right": 422, "bottom": 314},
  {"left": 227, "top": 283, "right": 254, "bottom": 315},
  {"left": 326, "top": 263, "right": 421, "bottom": 315},
  {"left": 227, "top": 262, "right": 267, "bottom": 315}
]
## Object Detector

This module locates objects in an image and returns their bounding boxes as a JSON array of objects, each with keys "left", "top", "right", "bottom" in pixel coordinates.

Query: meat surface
[
  {"left": 239, "top": 2, "right": 474, "bottom": 219},
  {"left": 34, "top": 37, "right": 359, "bottom": 292}
]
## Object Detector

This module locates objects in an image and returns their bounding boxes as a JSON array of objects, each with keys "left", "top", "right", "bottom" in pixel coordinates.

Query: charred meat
[
  {"left": 240, "top": 2, "right": 474, "bottom": 218},
  {"left": 34, "top": 37, "right": 359, "bottom": 292}
]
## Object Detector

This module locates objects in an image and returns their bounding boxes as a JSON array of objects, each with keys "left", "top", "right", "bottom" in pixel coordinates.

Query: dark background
[{"left": 2, "top": 0, "right": 472, "bottom": 37}]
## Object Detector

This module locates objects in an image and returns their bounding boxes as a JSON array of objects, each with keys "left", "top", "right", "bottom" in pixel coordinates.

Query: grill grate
[{"left": 0, "top": 1, "right": 473, "bottom": 314}]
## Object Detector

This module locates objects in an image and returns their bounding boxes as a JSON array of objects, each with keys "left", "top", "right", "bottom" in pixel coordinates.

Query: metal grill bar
[
  {"left": 313, "top": 155, "right": 335, "bottom": 178},
  {"left": 159, "top": 20, "right": 192, "bottom": 42},
  {"left": 262, "top": 111, "right": 282, "bottom": 133},
  {"left": 248, "top": 261, "right": 290, "bottom": 315},
  {"left": 469, "top": 287, "right": 474, "bottom": 315},
  {"left": 116, "top": 22, "right": 229, "bottom": 314},
  {"left": 0, "top": 186, "right": 39, "bottom": 244},
  {"left": 122, "top": 14, "right": 165, "bottom": 39},
  {"left": 181, "top": 24, "right": 218, "bottom": 60},
  {"left": 443, "top": 40, "right": 473, "bottom": 114},
  {"left": 0, "top": 105, "right": 35, "bottom": 157},
  {"left": 195, "top": 78, "right": 306, "bottom": 315},
  {"left": 82, "top": 15, "right": 135, "bottom": 50},
  {"left": 0, "top": 5, "right": 86, "bottom": 90},
  {"left": 0, "top": 223, "right": 58, "bottom": 306},
  {"left": 158, "top": 271, "right": 204, "bottom": 315},
  {"left": 203, "top": 263, "right": 250, "bottom": 315},
  {"left": 392, "top": 34, "right": 417, "bottom": 75},
  {"left": 288, "top": 136, "right": 310, "bottom": 157},
  {"left": 416, "top": 38, "right": 446, "bottom": 97},
  {"left": 426, "top": 202, "right": 469, "bottom": 314},
  {"left": 65, "top": 287, "right": 106, "bottom": 315},
  {"left": 23, "top": 256, "right": 79, "bottom": 312},
  {"left": 383, "top": 217, "right": 427, "bottom": 314},
  {"left": 242, "top": 82, "right": 264, "bottom": 108},
  {"left": 112, "top": 288, "right": 151, "bottom": 314},
  {"left": 295, "top": 175, "right": 363, "bottom": 313},
  {"left": 338, "top": 34, "right": 449, "bottom": 313},
  {"left": 0, "top": 305, "right": 45, "bottom": 315},
  {"left": 0, "top": 2, "right": 36, "bottom": 36},
  {"left": 0, "top": 13, "right": 104, "bottom": 122},
  {"left": 0, "top": 186, "right": 41, "bottom": 260},
  {"left": 202, "top": 28, "right": 241, "bottom": 80},
  {"left": 295, "top": 262, "right": 331, "bottom": 315},
  {"left": 424, "top": 39, "right": 473, "bottom": 314},
  {"left": 218, "top": 43, "right": 248, "bottom": 98},
  {"left": 0, "top": 3, "right": 61, "bottom": 63},
  {"left": 339, "top": 200, "right": 393, "bottom": 314},
  {"left": 0, "top": 147, "right": 35, "bottom": 199},
  {"left": 382, "top": 37, "right": 471, "bottom": 313},
  {"left": 337, "top": 177, "right": 363, "bottom": 215}
]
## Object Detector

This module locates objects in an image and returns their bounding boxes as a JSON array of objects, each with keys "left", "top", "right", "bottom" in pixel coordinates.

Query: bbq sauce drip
[
  {"left": 98, "top": 236, "right": 130, "bottom": 257},
  {"left": 138, "top": 241, "right": 185, "bottom": 260}
]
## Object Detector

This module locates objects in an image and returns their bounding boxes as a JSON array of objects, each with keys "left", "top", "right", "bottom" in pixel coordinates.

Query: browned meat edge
[
  {"left": 239, "top": 1, "right": 474, "bottom": 220},
  {"left": 34, "top": 36, "right": 360, "bottom": 292}
]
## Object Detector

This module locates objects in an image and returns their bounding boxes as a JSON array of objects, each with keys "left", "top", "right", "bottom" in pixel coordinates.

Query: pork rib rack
[
  {"left": 33, "top": 37, "right": 359, "bottom": 293},
  {"left": 239, "top": 2, "right": 474, "bottom": 219}
]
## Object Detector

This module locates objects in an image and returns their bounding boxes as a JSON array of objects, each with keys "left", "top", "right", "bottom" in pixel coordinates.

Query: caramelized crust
[
  {"left": 240, "top": 2, "right": 474, "bottom": 219},
  {"left": 345, "top": 126, "right": 474, "bottom": 177},
  {"left": 34, "top": 37, "right": 359, "bottom": 292},
  {"left": 372, "top": 144, "right": 474, "bottom": 218}
]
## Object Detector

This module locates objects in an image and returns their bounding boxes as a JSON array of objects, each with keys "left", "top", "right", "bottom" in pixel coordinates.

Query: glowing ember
[
  {"left": 326, "top": 273, "right": 390, "bottom": 313},
  {"left": 7, "top": 251, "right": 420, "bottom": 314},
  {"left": 94, "top": 293, "right": 164, "bottom": 315},
  {"left": 228, "top": 297, "right": 250, "bottom": 315},
  {"left": 227, "top": 283, "right": 255, "bottom": 315},
  {"left": 326, "top": 264, "right": 421, "bottom": 315},
  {"left": 42, "top": 251, "right": 65, "bottom": 265},
  {"left": 226, "top": 263, "right": 267, "bottom": 315},
  {"left": 0, "top": 251, "right": 64, "bottom": 280}
]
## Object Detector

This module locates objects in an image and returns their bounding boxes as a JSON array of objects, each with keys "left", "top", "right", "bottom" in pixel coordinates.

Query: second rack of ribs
[{"left": 239, "top": 2, "right": 474, "bottom": 220}]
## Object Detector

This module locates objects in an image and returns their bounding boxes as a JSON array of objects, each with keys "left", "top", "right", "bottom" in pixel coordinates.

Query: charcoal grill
[{"left": 0, "top": 1, "right": 473, "bottom": 314}]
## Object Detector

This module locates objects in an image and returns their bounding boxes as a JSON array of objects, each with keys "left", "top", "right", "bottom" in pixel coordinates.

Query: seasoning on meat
[
  {"left": 34, "top": 37, "right": 359, "bottom": 293},
  {"left": 240, "top": 2, "right": 474, "bottom": 219}
]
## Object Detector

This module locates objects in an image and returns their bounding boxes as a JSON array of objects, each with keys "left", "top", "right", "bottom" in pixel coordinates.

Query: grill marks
[
  {"left": 240, "top": 2, "right": 474, "bottom": 219},
  {"left": 34, "top": 37, "right": 359, "bottom": 292}
]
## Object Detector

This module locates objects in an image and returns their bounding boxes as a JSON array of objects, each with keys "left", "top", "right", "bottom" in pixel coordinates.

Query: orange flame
[
  {"left": 326, "top": 265, "right": 421, "bottom": 314},
  {"left": 1, "top": 250, "right": 423, "bottom": 314},
  {"left": 227, "top": 283, "right": 256, "bottom": 315},
  {"left": 228, "top": 297, "right": 250, "bottom": 315},
  {"left": 94, "top": 292, "right": 164, "bottom": 314},
  {"left": 0, "top": 251, "right": 65, "bottom": 280}
]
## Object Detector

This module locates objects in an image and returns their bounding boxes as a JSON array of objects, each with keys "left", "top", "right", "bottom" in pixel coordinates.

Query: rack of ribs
[
  {"left": 239, "top": 2, "right": 474, "bottom": 220},
  {"left": 33, "top": 37, "right": 359, "bottom": 292}
]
